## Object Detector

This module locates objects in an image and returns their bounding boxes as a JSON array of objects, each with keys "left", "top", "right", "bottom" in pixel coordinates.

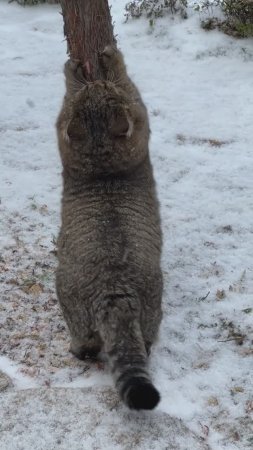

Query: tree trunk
[{"left": 60, "top": 0, "right": 116, "bottom": 81}]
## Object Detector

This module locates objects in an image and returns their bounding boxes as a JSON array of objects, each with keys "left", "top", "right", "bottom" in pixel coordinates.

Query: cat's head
[{"left": 58, "top": 79, "right": 149, "bottom": 177}]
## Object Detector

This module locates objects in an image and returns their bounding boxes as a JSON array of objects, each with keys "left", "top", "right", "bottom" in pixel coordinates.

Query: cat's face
[{"left": 61, "top": 81, "right": 149, "bottom": 176}]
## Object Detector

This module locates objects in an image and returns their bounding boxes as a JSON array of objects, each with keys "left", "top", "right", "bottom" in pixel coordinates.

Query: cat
[{"left": 56, "top": 46, "right": 163, "bottom": 410}]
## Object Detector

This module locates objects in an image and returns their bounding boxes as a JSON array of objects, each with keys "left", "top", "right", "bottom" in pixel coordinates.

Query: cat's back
[{"left": 58, "top": 166, "right": 161, "bottom": 271}]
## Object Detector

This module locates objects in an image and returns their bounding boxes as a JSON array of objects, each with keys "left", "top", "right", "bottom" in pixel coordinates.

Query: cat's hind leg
[{"left": 70, "top": 331, "right": 102, "bottom": 361}]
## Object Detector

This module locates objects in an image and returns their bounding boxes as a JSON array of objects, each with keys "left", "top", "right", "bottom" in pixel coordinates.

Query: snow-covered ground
[{"left": 0, "top": 1, "right": 252, "bottom": 449}]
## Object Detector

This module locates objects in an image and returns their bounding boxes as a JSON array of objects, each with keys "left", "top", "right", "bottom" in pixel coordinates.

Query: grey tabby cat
[{"left": 56, "top": 46, "right": 163, "bottom": 410}]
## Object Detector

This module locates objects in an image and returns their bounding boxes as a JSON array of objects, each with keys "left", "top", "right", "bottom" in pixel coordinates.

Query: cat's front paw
[
  {"left": 64, "top": 58, "right": 81, "bottom": 76},
  {"left": 64, "top": 59, "right": 86, "bottom": 85},
  {"left": 102, "top": 44, "right": 117, "bottom": 57},
  {"left": 101, "top": 45, "right": 121, "bottom": 70}
]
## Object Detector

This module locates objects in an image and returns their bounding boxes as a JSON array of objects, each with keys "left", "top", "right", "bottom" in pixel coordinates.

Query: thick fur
[{"left": 56, "top": 46, "right": 163, "bottom": 410}]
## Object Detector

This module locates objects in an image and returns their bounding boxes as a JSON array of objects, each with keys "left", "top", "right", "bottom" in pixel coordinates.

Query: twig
[
  {"left": 198, "top": 291, "right": 210, "bottom": 301},
  {"left": 218, "top": 336, "right": 246, "bottom": 343}
]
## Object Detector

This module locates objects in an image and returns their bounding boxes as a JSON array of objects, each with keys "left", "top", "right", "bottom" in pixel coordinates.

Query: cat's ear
[
  {"left": 67, "top": 115, "right": 86, "bottom": 141},
  {"left": 64, "top": 59, "right": 87, "bottom": 96},
  {"left": 110, "top": 108, "right": 133, "bottom": 138}
]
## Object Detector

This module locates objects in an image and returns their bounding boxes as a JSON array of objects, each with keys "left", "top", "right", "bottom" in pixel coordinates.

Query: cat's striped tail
[
  {"left": 98, "top": 306, "right": 160, "bottom": 410},
  {"left": 116, "top": 365, "right": 160, "bottom": 410}
]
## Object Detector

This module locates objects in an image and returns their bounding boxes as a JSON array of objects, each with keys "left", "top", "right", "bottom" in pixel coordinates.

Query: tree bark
[{"left": 60, "top": 0, "right": 116, "bottom": 81}]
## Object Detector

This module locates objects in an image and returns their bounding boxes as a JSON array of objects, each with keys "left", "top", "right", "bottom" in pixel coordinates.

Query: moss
[{"left": 235, "top": 23, "right": 253, "bottom": 37}]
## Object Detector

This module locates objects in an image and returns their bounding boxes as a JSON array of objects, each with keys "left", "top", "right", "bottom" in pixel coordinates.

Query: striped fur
[{"left": 56, "top": 46, "right": 163, "bottom": 410}]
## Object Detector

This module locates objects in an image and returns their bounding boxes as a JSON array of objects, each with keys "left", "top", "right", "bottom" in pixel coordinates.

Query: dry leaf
[
  {"left": 207, "top": 396, "right": 219, "bottom": 406},
  {"left": 19, "top": 367, "right": 37, "bottom": 378},
  {"left": 23, "top": 283, "right": 44, "bottom": 296},
  {"left": 231, "top": 386, "right": 244, "bottom": 394},
  {"left": 242, "top": 308, "right": 252, "bottom": 314},
  {"left": 39, "top": 204, "right": 49, "bottom": 216},
  {"left": 240, "top": 349, "right": 253, "bottom": 357},
  {"left": 199, "top": 423, "right": 209, "bottom": 438},
  {"left": 216, "top": 289, "right": 226, "bottom": 300},
  {"left": 6, "top": 278, "right": 19, "bottom": 285},
  {"left": 245, "top": 400, "right": 253, "bottom": 414},
  {"left": 193, "top": 362, "right": 210, "bottom": 370},
  {"left": 0, "top": 371, "right": 12, "bottom": 391}
]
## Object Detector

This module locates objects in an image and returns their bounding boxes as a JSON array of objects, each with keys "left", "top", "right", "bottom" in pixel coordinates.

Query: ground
[{"left": 0, "top": 1, "right": 252, "bottom": 449}]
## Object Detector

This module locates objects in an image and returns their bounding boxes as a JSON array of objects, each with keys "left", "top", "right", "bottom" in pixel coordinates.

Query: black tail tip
[{"left": 124, "top": 377, "right": 160, "bottom": 410}]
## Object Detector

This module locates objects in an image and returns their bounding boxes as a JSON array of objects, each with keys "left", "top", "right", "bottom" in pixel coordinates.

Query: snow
[
  {"left": 0, "top": 1, "right": 252, "bottom": 449},
  {"left": 0, "top": 356, "right": 37, "bottom": 389}
]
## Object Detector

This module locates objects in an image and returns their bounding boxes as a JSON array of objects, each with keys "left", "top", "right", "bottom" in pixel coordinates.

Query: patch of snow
[{"left": 0, "top": 356, "right": 37, "bottom": 389}]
